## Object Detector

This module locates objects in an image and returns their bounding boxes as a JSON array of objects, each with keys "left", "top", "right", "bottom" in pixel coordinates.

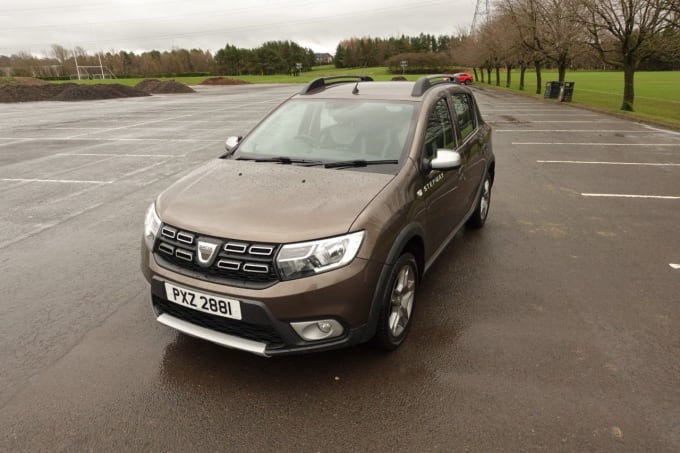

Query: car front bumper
[{"left": 142, "top": 247, "right": 386, "bottom": 356}]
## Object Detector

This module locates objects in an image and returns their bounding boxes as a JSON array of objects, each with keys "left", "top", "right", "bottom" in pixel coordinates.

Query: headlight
[
  {"left": 276, "top": 231, "right": 365, "bottom": 280},
  {"left": 143, "top": 202, "right": 161, "bottom": 250}
]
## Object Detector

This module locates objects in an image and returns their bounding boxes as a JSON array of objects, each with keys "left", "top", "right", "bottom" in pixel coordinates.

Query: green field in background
[
  {"left": 7, "top": 67, "right": 679, "bottom": 128},
  {"left": 47, "top": 65, "right": 395, "bottom": 85},
  {"left": 479, "top": 70, "right": 680, "bottom": 128}
]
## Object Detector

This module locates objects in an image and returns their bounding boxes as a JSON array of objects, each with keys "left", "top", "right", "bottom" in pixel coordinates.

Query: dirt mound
[
  {"left": 200, "top": 77, "right": 249, "bottom": 86},
  {"left": 0, "top": 84, "right": 66, "bottom": 102},
  {"left": 0, "top": 83, "right": 149, "bottom": 103},
  {"left": 52, "top": 84, "right": 149, "bottom": 101},
  {"left": 135, "top": 79, "right": 195, "bottom": 94}
]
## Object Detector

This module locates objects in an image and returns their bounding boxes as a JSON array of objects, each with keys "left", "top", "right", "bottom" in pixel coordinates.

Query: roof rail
[
  {"left": 300, "top": 75, "right": 374, "bottom": 94},
  {"left": 411, "top": 74, "right": 460, "bottom": 97}
]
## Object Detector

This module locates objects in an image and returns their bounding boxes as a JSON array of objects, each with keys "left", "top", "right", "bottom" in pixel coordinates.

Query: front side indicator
[{"left": 144, "top": 202, "right": 162, "bottom": 250}]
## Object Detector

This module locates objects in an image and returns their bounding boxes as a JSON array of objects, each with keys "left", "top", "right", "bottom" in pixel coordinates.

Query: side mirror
[
  {"left": 224, "top": 136, "right": 242, "bottom": 154},
  {"left": 430, "top": 149, "right": 462, "bottom": 170}
]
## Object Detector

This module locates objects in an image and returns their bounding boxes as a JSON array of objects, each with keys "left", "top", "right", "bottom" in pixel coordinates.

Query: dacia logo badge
[{"left": 196, "top": 240, "right": 219, "bottom": 267}]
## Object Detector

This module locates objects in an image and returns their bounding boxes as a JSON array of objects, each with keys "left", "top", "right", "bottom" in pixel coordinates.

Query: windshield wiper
[
  {"left": 324, "top": 159, "right": 399, "bottom": 169},
  {"left": 236, "top": 156, "right": 324, "bottom": 166}
]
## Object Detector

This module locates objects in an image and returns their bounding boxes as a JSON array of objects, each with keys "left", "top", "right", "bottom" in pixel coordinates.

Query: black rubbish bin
[
  {"left": 544, "top": 81, "right": 561, "bottom": 99},
  {"left": 560, "top": 82, "right": 575, "bottom": 102}
]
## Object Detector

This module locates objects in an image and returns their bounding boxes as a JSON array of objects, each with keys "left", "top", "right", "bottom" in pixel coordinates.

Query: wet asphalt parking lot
[{"left": 0, "top": 84, "right": 679, "bottom": 452}]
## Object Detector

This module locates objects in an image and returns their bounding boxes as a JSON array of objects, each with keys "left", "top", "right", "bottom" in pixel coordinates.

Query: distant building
[{"left": 315, "top": 53, "right": 334, "bottom": 65}]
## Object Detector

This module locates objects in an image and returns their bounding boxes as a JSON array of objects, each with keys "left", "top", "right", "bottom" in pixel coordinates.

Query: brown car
[{"left": 142, "top": 75, "right": 494, "bottom": 356}]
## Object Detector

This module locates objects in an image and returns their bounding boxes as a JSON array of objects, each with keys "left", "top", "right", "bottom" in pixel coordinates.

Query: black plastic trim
[
  {"left": 300, "top": 75, "right": 374, "bottom": 94},
  {"left": 411, "top": 74, "right": 460, "bottom": 97},
  {"left": 360, "top": 224, "right": 426, "bottom": 342}
]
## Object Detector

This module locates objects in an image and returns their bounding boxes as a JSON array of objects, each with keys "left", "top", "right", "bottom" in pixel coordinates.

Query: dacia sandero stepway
[{"left": 142, "top": 75, "right": 494, "bottom": 356}]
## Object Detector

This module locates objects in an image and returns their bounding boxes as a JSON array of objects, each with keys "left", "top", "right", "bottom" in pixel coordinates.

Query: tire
[
  {"left": 374, "top": 253, "right": 419, "bottom": 350},
  {"left": 465, "top": 79, "right": 472, "bottom": 85},
  {"left": 467, "top": 172, "right": 491, "bottom": 228}
]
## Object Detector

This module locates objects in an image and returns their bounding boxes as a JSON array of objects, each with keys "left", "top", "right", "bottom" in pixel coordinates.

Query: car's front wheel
[
  {"left": 467, "top": 172, "right": 491, "bottom": 228},
  {"left": 374, "top": 253, "right": 418, "bottom": 350}
]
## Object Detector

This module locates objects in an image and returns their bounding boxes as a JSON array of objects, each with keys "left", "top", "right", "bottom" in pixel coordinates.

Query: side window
[
  {"left": 423, "top": 98, "right": 455, "bottom": 161},
  {"left": 451, "top": 93, "right": 477, "bottom": 142}
]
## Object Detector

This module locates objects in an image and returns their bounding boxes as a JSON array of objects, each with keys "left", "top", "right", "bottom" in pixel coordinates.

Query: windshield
[{"left": 235, "top": 99, "right": 416, "bottom": 167}]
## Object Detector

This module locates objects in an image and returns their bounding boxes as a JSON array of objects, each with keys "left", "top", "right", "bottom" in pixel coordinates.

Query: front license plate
[{"left": 164, "top": 282, "right": 242, "bottom": 320}]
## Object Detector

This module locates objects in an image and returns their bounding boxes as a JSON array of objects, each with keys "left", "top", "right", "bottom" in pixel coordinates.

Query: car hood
[{"left": 156, "top": 159, "right": 395, "bottom": 243}]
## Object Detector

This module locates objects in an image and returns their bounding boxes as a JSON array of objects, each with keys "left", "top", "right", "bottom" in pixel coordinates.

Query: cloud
[{"left": 0, "top": 0, "right": 475, "bottom": 56}]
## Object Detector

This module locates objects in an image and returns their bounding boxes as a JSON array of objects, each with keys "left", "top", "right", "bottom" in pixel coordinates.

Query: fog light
[
  {"left": 290, "top": 319, "right": 344, "bottom": 341},
  {"left": 317, "top": 321, "right": 332, "bottom": 333}
]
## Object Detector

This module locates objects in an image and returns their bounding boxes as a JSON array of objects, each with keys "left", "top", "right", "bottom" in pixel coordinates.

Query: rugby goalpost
[{"left": 71, "top": 48, "right": 116, "bottom": 80}]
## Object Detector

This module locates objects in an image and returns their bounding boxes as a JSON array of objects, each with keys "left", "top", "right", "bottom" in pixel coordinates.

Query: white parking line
[
  {"left": 492, "top": 120, "right": 624, "bottom": 124},
  {"left": 582, "top": 193, "right": 680, "bottom": 200},
  {"left": 538, "top": 160, "right": 680, "bottom": 167},
  {"left": 499, "top": 130, "right": 664, "bottom": 133},
  {"left": 119, "top": 160, "right": 167, "bottom": 178},
  {"left": 56, "top": 153, "right": 185, "bottom": 158},
  {"left": 0, "top": 137, "right": 218, "bottom": 143},
  {"left": 0, "top": 178, "right": 112, "bottom": 184},
  {"left": 59, "top": 98, "right": 280, "bottom": 140},
  {"left": 0, "top": 201, "right": 105, "bottom": 250},
  {"left": 514, "top": 142, "right": 680, "bottom": 147},
  {"left": 488, "top": 109, "right": 596, "bottom": 113}
]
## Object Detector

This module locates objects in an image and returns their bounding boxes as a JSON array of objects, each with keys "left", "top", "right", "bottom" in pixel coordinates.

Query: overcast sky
[{"left": 1, "top": 0, "right": 477, "bottom": 57}]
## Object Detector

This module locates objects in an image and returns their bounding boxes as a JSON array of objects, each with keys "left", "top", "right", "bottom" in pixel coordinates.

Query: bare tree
[
  {"left": 498, "top": 0, "right": 584, "bottom": 94},
  {"left": 497, "top": 0, "right": 544, "bottom": 93},
  {"left": 577, "top": 0, "right": 677, "bottom": 111},
  {"left": 668, "top": 0, "right": 680, "bottom": 26},
  {"left": 50, "top": 44, "right": 71, "bottom": 76},
  {"left": 491, "top": 11, "right": 531, "bottom": 88},
  {"left": 453, "top": 32, "right": 486, "bottom": 82},
  {"left": 10, "top": 51, "right": 35, "bottom": 77}
]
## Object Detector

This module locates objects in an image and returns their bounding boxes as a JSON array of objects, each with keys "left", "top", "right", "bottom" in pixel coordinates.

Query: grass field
[
  {"left": 24, "top": 66, "right": 680, "bottom": 128},
  {"left": 476, "top": 70, "right": 680, "bottom": 129}
]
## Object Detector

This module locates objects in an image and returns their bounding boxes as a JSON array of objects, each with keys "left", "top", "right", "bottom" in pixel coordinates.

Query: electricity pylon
[{"left": 471, "top": 0, "right": 491, "bottom": 32}]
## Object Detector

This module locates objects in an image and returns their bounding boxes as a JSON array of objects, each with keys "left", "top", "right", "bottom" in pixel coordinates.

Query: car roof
[{"left": 293, "top": 75, "right": 471, "bottom": 102}]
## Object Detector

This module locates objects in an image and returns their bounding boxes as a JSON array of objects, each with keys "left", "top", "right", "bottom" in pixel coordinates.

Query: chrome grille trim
[
  {"left": 217, "top": 260, "right": 241, "bottom": 271},
  {"left": 249, "top": 245, "right": 275, "bottom": 256},
  {"left": 161, "top": 226, "right": 177, "bottom": 239},
  {"left": 156, "top": 223, "right": 280, "bottom": 286},
  {"left": 224, "top": 242, "right": 248, "bottom": 254},
  {"left": 176, "top": 232, "right": 194, "bottom": 245},
  {"left": 243, "top": 263, "right": 269, "bottom": 274},
  {"left": 158, "top": 243, "right": 175, "bottom": 255},
  {"left": 175, "top": 249, "right": 193, "bottom": 261}
]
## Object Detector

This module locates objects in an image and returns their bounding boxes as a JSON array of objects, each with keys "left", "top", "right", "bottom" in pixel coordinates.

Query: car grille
[
  {"left": 153, "top": 295, "right": 285, "bottom": 346},
  {"left": 154, "top": 223, "right": 281, "bottom": 288}
]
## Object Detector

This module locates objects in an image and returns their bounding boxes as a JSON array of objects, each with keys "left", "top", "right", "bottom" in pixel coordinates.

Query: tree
[
  {"left": 215, "top": 44, "right": 244, "bottom": 75},
  {"left": 498, "top": 0, "right": 545, "bottom": 93},
  {"left": 50, "top": 44, "right": 71, "bottom": 76},
  {"left": 577, "top": 0, "right": 678, "bottom": 111},
  {"left": 10, "top": 51, "right": 36, "bottom": 76},
  {"left": 499, "top": 0, "right": 584, "bottom": 95},
  {"left": 477, "top": 17, "right": 504, "bottom": 86},
  {"left": 334, "top": 44, "right": 346, "bottom": 68},
  {"left": 455, "top": 33, "right": 485, "bottom": 81}
]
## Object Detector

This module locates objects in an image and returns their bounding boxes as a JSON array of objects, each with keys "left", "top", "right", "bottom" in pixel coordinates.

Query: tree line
[
  {"left": 0, "top": 41, "right": 317, "bottom": 79},
  {"left": 466, "top": 0, "right": 680, "bottom": 111}
]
